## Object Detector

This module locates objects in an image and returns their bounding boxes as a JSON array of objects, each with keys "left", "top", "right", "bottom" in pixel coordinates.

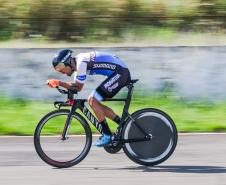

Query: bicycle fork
[{"left": 61, "top": 102, "right": 77, "bottom": 141}]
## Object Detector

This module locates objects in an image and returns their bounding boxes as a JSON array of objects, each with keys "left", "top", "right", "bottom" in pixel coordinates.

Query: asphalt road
[{"left": 0, "top": 134, "right": 226, "bottom": 185}]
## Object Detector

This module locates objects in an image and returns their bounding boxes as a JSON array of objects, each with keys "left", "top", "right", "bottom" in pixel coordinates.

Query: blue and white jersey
[{"left": 74, "top": 51, "right": 128, "bottom": 84}]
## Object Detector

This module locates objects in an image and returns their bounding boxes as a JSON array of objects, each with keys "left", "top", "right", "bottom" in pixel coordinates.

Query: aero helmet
[{"left": 52, "top": 49, "right": 73, "bottom": 70}]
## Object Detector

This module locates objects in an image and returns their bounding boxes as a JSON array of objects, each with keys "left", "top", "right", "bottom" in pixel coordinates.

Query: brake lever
[
  {"left": 54, "top": 101, "right": 63, "bottom": 109},
  {"left": 54, "top": 101, "right": 70, "bottom": 109},
  {"left": 54, "top": 101, "right": 60, "bottom": 109}
]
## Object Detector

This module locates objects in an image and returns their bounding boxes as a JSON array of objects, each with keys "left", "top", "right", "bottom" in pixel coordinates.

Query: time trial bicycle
[{"left": 34, "top": 79, "right": 178, "bottom": 168}]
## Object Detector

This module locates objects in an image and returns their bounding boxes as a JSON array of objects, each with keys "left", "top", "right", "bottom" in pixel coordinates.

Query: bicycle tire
[
  {"left": 34, "top": 109, "right": 92, "bottom": 168},
  {"left": 122, "top": 108, "right": 177, "bottom": 166}
]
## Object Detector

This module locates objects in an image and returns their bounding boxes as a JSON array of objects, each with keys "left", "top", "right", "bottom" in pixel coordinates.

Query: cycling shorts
[{"left": 92, "top": 68, "right": 131, "bottom": 101}]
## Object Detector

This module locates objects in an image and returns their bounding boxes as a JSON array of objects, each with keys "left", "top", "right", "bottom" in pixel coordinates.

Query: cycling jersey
[
  {"left": 74, "top": 51, "right": 131, "bottom": 101},
  {"left": 74, "top": 51, "right": 128, "bottom": 84}
]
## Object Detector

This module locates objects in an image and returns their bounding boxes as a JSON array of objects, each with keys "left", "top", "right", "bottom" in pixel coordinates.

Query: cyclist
[{"left": 47, "top": 49, "right": 131, "bottom": 147}]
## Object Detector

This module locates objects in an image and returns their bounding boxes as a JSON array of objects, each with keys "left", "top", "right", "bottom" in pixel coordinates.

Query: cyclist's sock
[
  {"left": 100, "top": 119, "right": 111, "bottom": 135},
  {"left": 113, "top": 115, "right": 121, "bottom": 125}
]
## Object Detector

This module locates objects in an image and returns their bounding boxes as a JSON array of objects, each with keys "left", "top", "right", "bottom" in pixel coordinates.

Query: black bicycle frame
[{"left": 61, "top": 82, "right": 151, "bottom": 143}]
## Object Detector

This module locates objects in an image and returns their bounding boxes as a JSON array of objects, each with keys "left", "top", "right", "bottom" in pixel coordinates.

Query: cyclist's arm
[
  {"left": 58, "top": 59, "right": 87, "bottom": 91},
  {"left": 58, "top": 81, "right": 83, "bottom": 92},
  {"left": 74, "top": 56, "right": 88, "bottom": 91},
  {"left": 56, "top": 53, "right": 88, "bottom": 91}
]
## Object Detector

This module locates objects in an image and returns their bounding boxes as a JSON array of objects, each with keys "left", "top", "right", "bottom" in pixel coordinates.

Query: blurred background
[
  {"left": 0, "top": 0, "right": 226, "bottom": 44},
  {"left": 0, "top": 0, "right": 226, "bottom": 135}
]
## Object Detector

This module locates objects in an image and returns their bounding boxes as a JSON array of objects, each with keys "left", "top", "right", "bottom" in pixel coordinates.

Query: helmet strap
[{"left": 70, "top": 57, "right": 76, "bottom": 70}]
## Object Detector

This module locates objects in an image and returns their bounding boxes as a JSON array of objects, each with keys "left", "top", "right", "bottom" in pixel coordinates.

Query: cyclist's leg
[
  {"left": 88, "top": 72, "right": 117, "bottom": 122},
  {"left": 89, "top": 69, "right": 130, "bottom": 146},
  {"left": 88, "top": 93, "right": 112, "bottom": 137},
  {"left": 87, "top": 94, "right": 119, "bottom": 122},
  {"left": 87, "top": 95, "right": 105, "bottom": 122},
  {"left": 88, "top": 69, "right": 130, "bottom": 122},
  {"left": 88, "top": 95, "right": 111, "bottom": 146},
  {"left": 100, "top": 104, "right": 119, "bottom": 121},
  {"left": 88, "top": 96, "right": 120, "bottom": 126},
  {"left": 88, "top": 97, "right": 120, "bottom": 124}
]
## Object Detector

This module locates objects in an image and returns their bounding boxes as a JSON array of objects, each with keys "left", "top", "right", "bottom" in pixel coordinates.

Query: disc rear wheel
[{"left": 122, "top": 108, "right": 177, "bottom": 166}]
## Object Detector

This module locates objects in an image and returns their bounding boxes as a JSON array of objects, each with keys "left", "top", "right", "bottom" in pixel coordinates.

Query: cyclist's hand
[{"left": 46, "top": 79, "right": 60, "bottom": 88}]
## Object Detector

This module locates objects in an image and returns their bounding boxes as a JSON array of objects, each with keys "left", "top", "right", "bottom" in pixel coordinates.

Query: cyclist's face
[
  {"left": 55, "top": 66, "right": 74, "bottom": 76},
  {"left": 55, "top": 58, "right": 76, "bottom": 76}
]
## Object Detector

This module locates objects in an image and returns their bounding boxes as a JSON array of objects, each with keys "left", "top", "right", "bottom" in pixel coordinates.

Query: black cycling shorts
[{"left": 96, "top": 68, "right": 131, "bottom": 99}]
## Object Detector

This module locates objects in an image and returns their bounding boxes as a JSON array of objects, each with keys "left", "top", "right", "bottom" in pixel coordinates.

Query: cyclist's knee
[{"left": 88, "top": 96, "right": 96, "bottom": 107}]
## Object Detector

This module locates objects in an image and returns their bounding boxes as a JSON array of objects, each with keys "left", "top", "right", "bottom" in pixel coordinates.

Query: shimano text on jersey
[{"left": 93, "top": 63, "right": 116, "bottom": 70}]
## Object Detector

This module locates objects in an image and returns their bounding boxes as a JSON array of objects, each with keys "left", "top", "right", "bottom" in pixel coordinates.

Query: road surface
[{"left": 0, "top": 134, "right": 226, "bottom": 185}]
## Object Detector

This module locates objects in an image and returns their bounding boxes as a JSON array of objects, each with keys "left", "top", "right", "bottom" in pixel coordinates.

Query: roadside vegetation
[
  {"left": 0, "top": 0, "right": 226, "bottom": 43},
  {"left": 1, "top": 92, "right": 226, "bottom": 135}
]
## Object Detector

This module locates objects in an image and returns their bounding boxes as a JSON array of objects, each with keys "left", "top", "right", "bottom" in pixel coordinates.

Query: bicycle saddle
[{"left": 130, "top": 79, "right": 139, "bottom": 84}]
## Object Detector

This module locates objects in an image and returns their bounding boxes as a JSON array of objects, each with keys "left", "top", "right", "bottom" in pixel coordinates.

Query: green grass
[{"left": 1, "top": 94, "right": 226, "bottom": 135}]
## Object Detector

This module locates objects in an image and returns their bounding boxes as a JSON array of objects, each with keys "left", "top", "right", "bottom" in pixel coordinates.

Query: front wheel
[
  {"left": 122, "top": 108, "right": 177, "bottom": 166},
  {"left": 34, "top": 109, "right": 92, "bottom": 168}
]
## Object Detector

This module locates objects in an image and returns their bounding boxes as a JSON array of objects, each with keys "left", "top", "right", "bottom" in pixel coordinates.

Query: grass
[{"left": 0, "top": 93, "right": 226, "bottom": 135}]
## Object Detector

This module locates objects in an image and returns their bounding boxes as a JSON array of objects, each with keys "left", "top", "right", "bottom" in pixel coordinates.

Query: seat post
[{"left": 120, "top": 83, "right": 134, "bottom": 124}]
